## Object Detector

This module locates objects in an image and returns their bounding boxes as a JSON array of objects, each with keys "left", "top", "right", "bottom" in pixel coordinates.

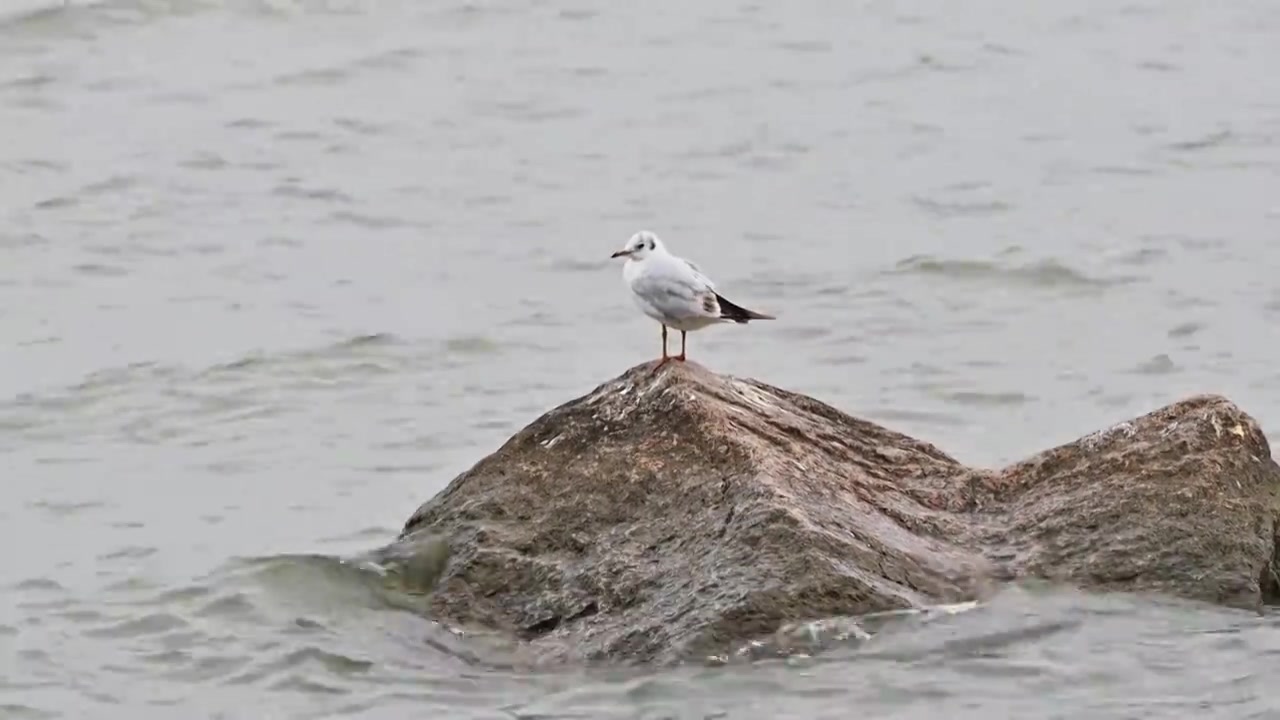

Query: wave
[{"left": 890, "top": 254, "right": 1136, "bottom": 291}]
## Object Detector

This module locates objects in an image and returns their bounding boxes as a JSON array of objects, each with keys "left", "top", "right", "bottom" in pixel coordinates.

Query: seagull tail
[{"left": 715, "top": 293, "right": 776, "bottom": 323}]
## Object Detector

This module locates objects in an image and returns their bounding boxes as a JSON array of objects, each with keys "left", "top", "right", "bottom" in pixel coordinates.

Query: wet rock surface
[{"left": 391, "top": 361, "right": 1280, "bottom": 664}]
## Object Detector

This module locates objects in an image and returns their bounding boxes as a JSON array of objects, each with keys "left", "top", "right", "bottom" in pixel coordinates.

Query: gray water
[{"left": 3, "top": 0, "right": 1280, "bottom": 717}]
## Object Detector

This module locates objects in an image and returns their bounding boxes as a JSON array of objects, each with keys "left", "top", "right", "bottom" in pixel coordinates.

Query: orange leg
[{"left": 676, "top": 330, "right": 687, "bottom": 361}]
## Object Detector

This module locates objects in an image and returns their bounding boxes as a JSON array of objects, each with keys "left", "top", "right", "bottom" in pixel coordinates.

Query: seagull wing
[
  {"left": 631, "top": 257, "right": 721, "bottom": 322},
  {"left": 682, "top": 258, "right": 716, "bottom": 290}
]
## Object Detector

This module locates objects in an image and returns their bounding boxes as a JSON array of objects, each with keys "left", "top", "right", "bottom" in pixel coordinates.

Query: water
[{"left": 2, "top": 0, "right": 1279, "bottom": 717}]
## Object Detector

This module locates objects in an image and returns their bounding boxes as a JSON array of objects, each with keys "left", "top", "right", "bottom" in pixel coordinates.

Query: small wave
[
  {"left": 890, "top": 254, "right": 1130, "bottom": 290},
  {"left": 354, "top": 45, "right": 424, "bottom": 70},
  {"left": 155, "top": 652, "right": 251, "bottom": 684},
  {"left": 850, "top": 55, "right": 973, "bottom": 86},
  {"left": 267, "top": 674, "right": 351, "bottom": 694},
  {"left": 328, "top": 210, "right": 414, "bottom": 229},
  {"left": 105, "top": 551, "right": 516, "bottom": 682},
  {"left": 272, "top": 182, "right": 353, "bottom": 204},
  {"left": 72, "top": 262, "right": 129, "bottom": 277},
  {"left": 1126, "top": 353, "right": 1179, "bottom": 376},
  {"left": 442, "top": 335, "right": 502, "bottom": 355},
  {"left": 225, "top": 117, "right": 273, "bottom": 130},
  {"left": 775, "top": 324, "right": 831, "bottom": 341},
  {"left": 0, "top": 232, "right": 49, "bottom": 249},
  {"left": 815, "top": 353, "right": 868, "bottom": 367},
  {"left": 718, "top": 600, "right": 983, "bottom": 665},
  {"left": 178, "top": 152, "right": 229, "bottom": 170},
  {"left": 26, "top": 498, "right": 107, "bottom": 516},
  {"left": 208, "top": 552, "right": 404, "bottom": 612},
  {"left": 318, "top": 525, "right": 400, "bottom": 544},
  {"left": 0, "top": 704, "right": 58, "bottom": 720},
  {"left": 776, "top": 39, "right": 832, "bottom": 54},
  {"left": 82, "top": 612, "right": 189, "bottom": 639},
  {"left": 0, "top": 1, "right": 81, "bottom": 31},
  {"left": 1111, "top": 246, "right": 1169, "bottom": 266},
  {"left": 1167, "top": 129, "right": 1234, "bottom": 152},
  {"left": 67, "top": 361, "right": 178, "bottom": 392},
  {"left": 206, "top": 333, "right": 406, "bottom": 374},
  {"left": 97, "top": 545, "right": 157, "bottom": 561},
  {"left": 276, "top": 130, "right": 330, "bottom": 147},
  {"left": 1092, "top": 164, "right": 1158, "bottom": 177},
  {"left": 235, "top": 646, "right": 376, "bottom": 684},
  {"left": 940, "top": 390, "right": 1034, "bottom": 407},
  {"left": 191, "top": 591, "right": 261, "bottom": 621},
  {"left": 330, "top": 116, "right": 389, "bottom": 135},
  {"left": 1, "top": 334, "right": 417, "bottom": 446},
  {"left": 272, "top": 44, "right": 425, "bottom": 90},
  {"left": 2, "top": 0, "right": 337, "bottom": 36},
  {"left": 95, "top": 555, "right": 409, "bottom": 686},
  {"left": 868, "top": 407, "right": 967, "bottom": 427},
  {"left": 363, "top": 462, "right": 445, "bottom": 474},
  {"left": 0, "top": 72, "right": 55, "bottom": 90},
  {"left": 910, "top": 195, "right": 1013, "bottom": 218},
  {"left": 275, "top": 66, "right": 349, "bottom": 87},
  {"left": 11, "top": 577, "right": 66, "bottom": 593}
]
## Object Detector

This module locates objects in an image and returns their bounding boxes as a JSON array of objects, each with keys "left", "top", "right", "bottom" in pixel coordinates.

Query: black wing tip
[{"left": 715, "top": 292, "right": 775, "bottom": 323}]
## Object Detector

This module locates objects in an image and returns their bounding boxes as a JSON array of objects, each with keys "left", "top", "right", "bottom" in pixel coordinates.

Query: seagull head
[{"left": 610, "top": 231, "right": 663, "bottom": 261}]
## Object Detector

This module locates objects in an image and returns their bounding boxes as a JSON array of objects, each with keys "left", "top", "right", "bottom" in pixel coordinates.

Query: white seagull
[{"left": 610, "top": 230, "right": 775, "bottom": 366}]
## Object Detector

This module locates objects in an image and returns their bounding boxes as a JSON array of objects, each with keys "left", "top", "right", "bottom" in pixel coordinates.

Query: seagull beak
[{"left": 610, "top": 249, "right": 631, "bottom": 258}]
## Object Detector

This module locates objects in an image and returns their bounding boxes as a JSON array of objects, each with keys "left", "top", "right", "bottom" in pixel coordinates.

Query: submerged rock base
[{"left": 388, "top": 361, "right": 1280, "bottom": 664}]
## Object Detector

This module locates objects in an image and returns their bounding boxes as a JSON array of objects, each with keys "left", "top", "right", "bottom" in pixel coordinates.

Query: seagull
[{"left": 610, "top": 230, "right": 774, "bottom": 366}]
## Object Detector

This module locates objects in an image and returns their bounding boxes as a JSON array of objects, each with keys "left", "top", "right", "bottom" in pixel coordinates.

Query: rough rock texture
[{"left": 393, "top": 361, "right": 1280, "bottom": 664}]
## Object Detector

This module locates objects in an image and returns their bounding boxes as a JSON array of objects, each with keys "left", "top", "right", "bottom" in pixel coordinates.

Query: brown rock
[{"left": 388, "top": 361, "right": 1280, "bottom": 664}]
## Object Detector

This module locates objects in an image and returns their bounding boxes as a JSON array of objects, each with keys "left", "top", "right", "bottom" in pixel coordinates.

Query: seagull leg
[
  {"left": 676, "top": 330, "right": 687, "bottom": 361},
  {"left": 652, "top": 325, "right": 672, "bottom": 372}
]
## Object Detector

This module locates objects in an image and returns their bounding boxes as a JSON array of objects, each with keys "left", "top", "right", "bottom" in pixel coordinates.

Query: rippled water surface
[{"left": 3, "top": 0, "right": 1280, "bottom": 717}]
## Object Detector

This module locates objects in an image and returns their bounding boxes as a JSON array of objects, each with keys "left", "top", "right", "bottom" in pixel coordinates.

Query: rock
[{"left": 390, "top": 361, "right": 1280, "bottom": 664}]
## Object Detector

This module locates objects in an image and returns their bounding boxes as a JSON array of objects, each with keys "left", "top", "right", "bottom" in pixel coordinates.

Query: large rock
[{"left": 388, "top": 362, "right": 1280, "bottom": 664}]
